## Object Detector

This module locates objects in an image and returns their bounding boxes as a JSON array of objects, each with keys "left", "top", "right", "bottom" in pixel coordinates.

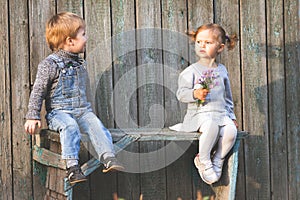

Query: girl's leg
[
  {"left": 212, "top": 123, "right": 237, "bottom": 179},
  {"left": 198, "top": 120, "right": 219, "bottom": 163},
  {"left": 195, "top": 120, "right": 219, "bottom": 184}
]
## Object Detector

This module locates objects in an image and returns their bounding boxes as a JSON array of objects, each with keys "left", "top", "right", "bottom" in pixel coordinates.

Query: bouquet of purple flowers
[{"left": 194, "top": 69, "right": 219, "bottom": 105}]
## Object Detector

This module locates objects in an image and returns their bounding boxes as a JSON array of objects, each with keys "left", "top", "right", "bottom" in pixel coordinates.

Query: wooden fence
[{"left": 0, "top": 0, "right": 299, "bottom": 199}]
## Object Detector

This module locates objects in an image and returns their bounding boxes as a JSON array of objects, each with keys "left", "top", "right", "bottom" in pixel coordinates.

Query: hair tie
[{"left": 225, "top": 35, "right": 230, "bottom": 41}]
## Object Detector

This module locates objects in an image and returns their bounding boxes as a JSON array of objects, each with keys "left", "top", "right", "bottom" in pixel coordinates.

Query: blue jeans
[{"left": 46, "top": 108, "right": 115, "bottom": 160}]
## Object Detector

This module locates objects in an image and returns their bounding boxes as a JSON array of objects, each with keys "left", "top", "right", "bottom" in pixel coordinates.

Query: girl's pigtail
[
  {"left": 186, "top": 30, "right": 197, "bottom": 42},
  {"left": 226, "top": 33, "right": 238, "bottom": 50}
]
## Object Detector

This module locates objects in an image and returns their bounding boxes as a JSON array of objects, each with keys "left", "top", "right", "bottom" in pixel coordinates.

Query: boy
[{"left": 24, "top": 12, "right": 124, "bottom": 184}]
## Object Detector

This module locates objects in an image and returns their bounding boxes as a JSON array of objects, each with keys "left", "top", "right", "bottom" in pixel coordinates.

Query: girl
[{"left": 170, "top": 23, "right": 238, "bottom": 184}]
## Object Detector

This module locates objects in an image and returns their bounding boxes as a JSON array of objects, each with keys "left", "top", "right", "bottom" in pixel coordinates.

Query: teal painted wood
[{"left": 228, "top": 139, "right": 240, "bottom": 200}]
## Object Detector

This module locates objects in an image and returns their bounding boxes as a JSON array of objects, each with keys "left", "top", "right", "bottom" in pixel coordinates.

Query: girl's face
[
  {"left": 64, "top": 27, "right": 88, "bottom": 53},
  {"left": 195, "top": 29, "right": 224, "bottom": 60}
]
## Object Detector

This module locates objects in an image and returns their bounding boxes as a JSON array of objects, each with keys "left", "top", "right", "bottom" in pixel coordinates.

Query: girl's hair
[
  {"left": 46, "top": 12, "right": 85, "bottom": 51},
  {"left": 187, "top": 23, "right": 238, "bottom": 50}
]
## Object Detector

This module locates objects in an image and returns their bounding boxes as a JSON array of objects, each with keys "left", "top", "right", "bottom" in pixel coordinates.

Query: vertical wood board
[
  {"left": 111, "top": 1, "right": 140, "bottom": 199},
  {"left": 214, "top": 0, "right": 245, "bottom": 199},
  {"left": 240, "top": 0, "right": 270, "bottom": 199},
  {"left": 266, "top": 0, "right": 289, "bottom": 199},
  {"left": 29, "top": 1, "right": 56, "bottom": 199},
  {"left": 9, "top": 0, "right": 33, "bottom": 199},
  {"left": 0, "top": 0, "right": 12, "bottom": 199},
  {"left": 284, "top": 0, "right": 300, "bottom": 199},
  {"left": 84, "top": 1, "right": 117, "bottom": 200}
]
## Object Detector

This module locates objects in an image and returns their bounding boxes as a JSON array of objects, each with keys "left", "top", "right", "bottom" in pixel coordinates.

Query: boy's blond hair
[{"left": 46, "top": 12, "right": 85, "bottom": 51}]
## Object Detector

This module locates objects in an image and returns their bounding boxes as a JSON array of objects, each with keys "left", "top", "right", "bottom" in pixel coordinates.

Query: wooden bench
[{"left": 33, "top": 128, "right": 248, "bottom": 200}]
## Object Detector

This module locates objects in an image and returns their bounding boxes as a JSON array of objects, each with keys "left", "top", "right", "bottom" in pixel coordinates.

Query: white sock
[
  {"left": 66, "top": 159, "right": 78, "bottom": 168},
  {"left": 101, "top": 152, "right": 115, "bottom": 161}
]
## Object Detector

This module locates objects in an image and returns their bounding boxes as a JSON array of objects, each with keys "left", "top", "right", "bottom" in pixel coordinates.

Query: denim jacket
[{"left": 26, "top": 50, "right": 91, "bottom": 120}]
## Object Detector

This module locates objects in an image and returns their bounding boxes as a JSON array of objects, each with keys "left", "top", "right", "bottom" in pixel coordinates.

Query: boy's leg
[
  {"left": 78, "top": 111, "right": 124, "bottom": 172},
  {"left": 47, "top": 110, "right": 87, "bottom": 183}
]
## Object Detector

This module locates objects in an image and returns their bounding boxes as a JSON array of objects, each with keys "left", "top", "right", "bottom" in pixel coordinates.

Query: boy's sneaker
[
  {"left": 102, "top": 157, "right": 124, "bottom": 173},
  {"left": 67, "top": 165, "right": 87, "bottom": 184},
  {"left": 194, "top": 154, "right": 218, "bottom": 185}
]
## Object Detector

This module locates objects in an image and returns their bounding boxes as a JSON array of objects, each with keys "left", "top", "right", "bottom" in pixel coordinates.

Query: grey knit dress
[{"left": 170, "top": 62, "right": 236, "bottom": 132}]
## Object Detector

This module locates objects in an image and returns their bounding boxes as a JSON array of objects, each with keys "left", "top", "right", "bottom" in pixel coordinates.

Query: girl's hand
[
  {"left": 233, "top": 120, "right": 238, "bottom": 129},
  {"left": 193, "top": 88, "right": 209, "bottom": 101},
  {"left": 24, "top": 119, "right": 41, "bottom": 135}
]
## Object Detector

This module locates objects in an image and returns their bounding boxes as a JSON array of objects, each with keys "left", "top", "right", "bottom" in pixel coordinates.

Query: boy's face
[{"left": 64, "top": 27, "right": 87, "bottom": 54}]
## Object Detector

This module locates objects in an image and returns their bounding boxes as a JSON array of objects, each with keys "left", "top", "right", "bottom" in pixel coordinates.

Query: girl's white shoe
[
  {"left": 194, "top": 154, "right": 218, "bottom": 184},
  {"left": 212, "top": 156, "right": 224, "bottom": 180}
]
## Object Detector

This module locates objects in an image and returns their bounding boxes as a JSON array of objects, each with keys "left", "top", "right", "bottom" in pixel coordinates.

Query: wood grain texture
[
  {"left": 214, "top": 0, "right": 246, "bottom": 199},
  {"left": 136, "top": 1, "right": 167, "bottom": 199},
  {"left": 1, "top": 0, "right": 298, "bottom": 199},
  {"left": 84, "top": 1, "right": 117, "bottom": 200},
  {"left": 187, "top": 0, "right": 214, "bottom": 64},
  {"left": 284, "top": 0, "right": 300, "bottom": 199},
  {"left": 266, "top": 0, "right": 289, "bottom": 199},
  {"left": 29, "top": 1, "right": 55, "bottom": 199},
  {"left": 0, "top": 0, "right": 12, "bottom": 199},
  {"left": 9, "top": 0, "right": 33, "bottom": 199},
  {"left": 111, "top": 1, "right": 140, "bottom": 199},
  {"left": 240, "top": 0, "right": 270, "bottom": 199}
]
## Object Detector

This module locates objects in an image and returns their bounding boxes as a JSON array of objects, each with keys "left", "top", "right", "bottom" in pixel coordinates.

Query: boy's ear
[{"left": 65, "top": 37, "right": 74, "bottom": 46}]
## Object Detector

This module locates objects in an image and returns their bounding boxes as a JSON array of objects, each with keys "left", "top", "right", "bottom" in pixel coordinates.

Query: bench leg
[{"left": 64, "top": 178, "right": 73, "bottom": 200}]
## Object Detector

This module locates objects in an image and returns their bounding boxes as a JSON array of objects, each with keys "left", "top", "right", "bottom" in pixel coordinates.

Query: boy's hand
[
  {"left": 193, "top": 88, "right": 209, "bottom": 101},
  {"left": 24, "top": 120, "right": 41, "bottom": 135}
]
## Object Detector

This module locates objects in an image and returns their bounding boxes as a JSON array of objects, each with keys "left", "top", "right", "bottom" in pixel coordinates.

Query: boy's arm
[
  {"left": 25, "top": 59, "right": 57, "bottom": 120},
  {"left": 24, "top": 119, "right": 41, "bottom": 135}
]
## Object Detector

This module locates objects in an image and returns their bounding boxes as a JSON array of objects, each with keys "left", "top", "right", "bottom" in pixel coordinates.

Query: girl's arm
[
  {"left": 176, "top": 68, "right": 198, "bottom": 103},
  {"left": 224, "top": 74, "right": 236, "bottom": 120}
]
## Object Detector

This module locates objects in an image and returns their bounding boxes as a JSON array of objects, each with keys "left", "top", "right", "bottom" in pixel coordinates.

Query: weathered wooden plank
[
  {"left": 187, "top": 0, "right": 214, "bottom": 64},
  {"left": 9, "top": 0, "right": 33, "bottom": 199},
  {"left": 214, "top": 0, "right": 245, "bottom": 199},
  {"left": 284, "top": 0, "right": 300, "bottom": 199},
  {"left": 0, "top": 0, "right": 12, "bottom": 199},
  {"left": 84, "top": 1, "right": 117, "bottom": 200},
  {"left": 111, "top": 0, "right": 138, "bottom": 129},
  {"left": 162, "top": 0, "right": 189, "bottom": 126},
  {"left": 56, "top": 2, "right": 90, "bottom": 199},
  {"left": 266, "top": 0, "right": 289, "bottom": 199},
  {"left": 39, "top": 129, "right": 248, "bottom": 142},
  {"left": 136, "top": 0, "right": 167, "bottom": 199},
  {"left": 187, "top": 1, "right": 214, "bottom": 199},
  {"left": 57, "top": 0, "right": 84, "bottom": 16},
  {"left": 240, "top": 0, "right": 270, "bottom": 199},
  {"left": 85, "top": 0, "right": 114, "bottom": 123},
  {"left": 110, "top": 0, "right": 140, "bottom": 199},
  {"left": 29, "top": 1, "right": 55, "bottom": 199}
]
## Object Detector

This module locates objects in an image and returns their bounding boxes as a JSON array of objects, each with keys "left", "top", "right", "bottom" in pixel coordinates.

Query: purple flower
[{"left": 195, "top": 69, "right": 219, "bottom": 106}]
